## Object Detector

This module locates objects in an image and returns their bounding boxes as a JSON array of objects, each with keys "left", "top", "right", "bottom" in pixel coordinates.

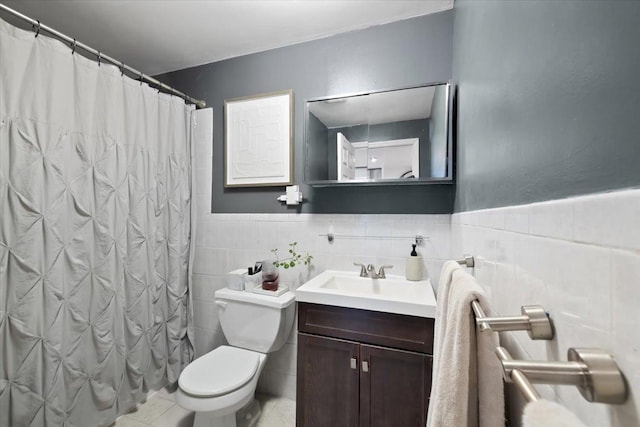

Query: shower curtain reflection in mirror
[{"left": 0, "top": 17, "right": 194, "bottom": 427}]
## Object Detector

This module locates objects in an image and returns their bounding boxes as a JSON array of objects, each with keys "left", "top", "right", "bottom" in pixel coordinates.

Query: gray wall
[
  {"left": 157, "top": 11, "right": 454, "bottom": 214},
  {"left": 453, "top": 0, "right": 640, "bottom": 212}
]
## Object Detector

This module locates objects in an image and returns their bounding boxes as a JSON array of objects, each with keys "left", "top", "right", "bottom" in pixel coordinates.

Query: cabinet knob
[
  {"left": 362, "top": 361, "right": 369, "bottom": 372},
  {"left": 350, "top": 358, "right": 357, "bottom": 370}
]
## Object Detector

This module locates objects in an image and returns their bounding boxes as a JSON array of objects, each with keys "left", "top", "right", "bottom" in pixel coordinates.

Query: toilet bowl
[{"left": 176, "top": 288, "right": 296, "bottom": 427}]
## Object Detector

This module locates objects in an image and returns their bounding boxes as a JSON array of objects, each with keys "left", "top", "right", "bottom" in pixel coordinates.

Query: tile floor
[{"left": 109, "top": 386, "right": 295, "bottom": 427}]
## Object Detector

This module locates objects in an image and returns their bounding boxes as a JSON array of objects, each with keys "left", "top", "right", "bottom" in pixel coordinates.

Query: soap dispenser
[{"left": 405, "top": 243, "right": 423, "bottom": 281}]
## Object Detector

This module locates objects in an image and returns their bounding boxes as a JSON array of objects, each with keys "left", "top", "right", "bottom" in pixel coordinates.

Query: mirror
[{"left": 305, "top": 82, "right": 452, "bottom": 185}]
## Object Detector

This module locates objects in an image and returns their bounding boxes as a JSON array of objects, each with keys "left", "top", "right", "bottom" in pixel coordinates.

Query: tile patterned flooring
[{"left": 110, "top": 387, "right": 295, "bottom": 427}]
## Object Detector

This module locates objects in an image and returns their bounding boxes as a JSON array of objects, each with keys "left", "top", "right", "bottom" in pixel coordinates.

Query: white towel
[
  {"left": 427, "top": 261, "right": 505, "bottom": 427},
  {"left": 523, "top": 400, "right": 586, "bottom": 427}
]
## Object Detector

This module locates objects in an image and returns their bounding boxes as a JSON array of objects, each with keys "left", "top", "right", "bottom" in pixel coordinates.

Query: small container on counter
[
  {"left": 226, "top": 269, "right": 246, "bottom": 291},
  {"left": 244, "top": 270, "right": 262, "bottom": 290},
  {"left": 405, "top": 244, "right": 424, "bottom": 281}
]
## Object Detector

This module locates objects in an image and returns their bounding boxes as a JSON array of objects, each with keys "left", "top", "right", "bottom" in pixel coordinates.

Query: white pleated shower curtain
[{"left": 0, "top": 16, "right": 194, "bottom": 427}]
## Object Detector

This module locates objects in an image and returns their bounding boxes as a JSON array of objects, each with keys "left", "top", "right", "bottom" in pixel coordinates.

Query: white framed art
[{"left": 224, "top": 89, "right": 294, "bottom": 187}]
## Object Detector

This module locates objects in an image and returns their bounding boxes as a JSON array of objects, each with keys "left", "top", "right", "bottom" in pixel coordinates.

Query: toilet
[{"left": 176, "top": 288, "right": 296, "bottom": 427}]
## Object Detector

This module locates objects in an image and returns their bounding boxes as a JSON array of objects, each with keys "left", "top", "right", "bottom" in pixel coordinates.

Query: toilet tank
[{"left": 214, "top": 288, "right": 296, "bottom": 353}]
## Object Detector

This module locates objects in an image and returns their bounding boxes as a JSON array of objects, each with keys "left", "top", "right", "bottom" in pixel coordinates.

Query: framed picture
[{"left": 224, "top": 89, "right": 294, "bottom": 187}]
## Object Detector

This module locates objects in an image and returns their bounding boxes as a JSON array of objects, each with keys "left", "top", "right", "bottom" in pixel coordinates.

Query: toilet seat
[{"left": 179, "top": 346, "right": 260, "bottom": 397}]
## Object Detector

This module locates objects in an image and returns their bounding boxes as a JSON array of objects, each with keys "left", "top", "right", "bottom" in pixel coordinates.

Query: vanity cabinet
[{"left": 296, "top": 302, "right": 434, "bottom": 427}]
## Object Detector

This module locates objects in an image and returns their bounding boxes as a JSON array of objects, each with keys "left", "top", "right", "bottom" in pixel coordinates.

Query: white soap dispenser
[{"left": 405, "top": 243, "right": 423, "bottom": 281}]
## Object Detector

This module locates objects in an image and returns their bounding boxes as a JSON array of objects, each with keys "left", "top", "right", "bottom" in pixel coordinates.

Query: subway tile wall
[
  {"left": 192, "top": 110, "right": 638, "bottom": 421},
  {"left": 191, "top": 212, "right": 451, "bottom": 399},
  {"left": 451, "top": 189, "right": 640, "bottom": 427},
  {"left": 191, "top": 111, "right": 450, "bottom": 399}
]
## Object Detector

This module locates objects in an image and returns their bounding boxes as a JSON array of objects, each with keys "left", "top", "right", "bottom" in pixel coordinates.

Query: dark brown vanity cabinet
[{"left": 296, "top": 303, "right": 434, "bottom": 427}]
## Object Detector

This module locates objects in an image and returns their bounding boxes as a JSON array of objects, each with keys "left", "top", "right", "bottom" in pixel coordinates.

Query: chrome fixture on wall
[
  {"left": 456, "top": 254, "right": 553, "bottom": 339},
  {"left": 496, "top": 347, "right": 627, "bottom": 404},
  {"left": 321, "top": 233, "right": 426, "bottom": 245},
  {"left": 458, "top": 254, "right": 627, "bottom": 405},
  {"left": 471, "top": 301, "right": 554, "bottom": 340},
  {"left": 456, "top": 254, "right": 475, "bottom": 268}
]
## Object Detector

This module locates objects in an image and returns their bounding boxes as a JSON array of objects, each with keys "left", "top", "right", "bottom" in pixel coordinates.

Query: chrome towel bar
[
  {"left": 496, "top": 347, "right": 627, "bottom": 404},
  {"left": 471, "top": 301, "right": 554, "bottom": 340},
  {"left": 456, "top": 254, "right": 475, "bottom": 268},
  {"left": 319, "top": 233, "right": 426, "bottom": 245},
  {"left": 456, "top": 253, "right": 626, "bottom": 406},
  {"left": 495, "top": 347, "right": 541, "bottom": 402},
  {"left": 456, "top": 254, "right": 553, "bottom": 339}
]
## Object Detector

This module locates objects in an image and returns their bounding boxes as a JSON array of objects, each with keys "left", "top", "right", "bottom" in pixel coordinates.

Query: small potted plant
[
  {"left": 271, "top": 241, "right": 313, "bottom": 270},
  {"left": 260, "top": 242, "right": 313, "bottom": 291}
]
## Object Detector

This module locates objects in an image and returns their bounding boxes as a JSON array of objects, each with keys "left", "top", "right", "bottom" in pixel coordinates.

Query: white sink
[{"left": 295, "top": 270, "right": 436, "bottom": 318}]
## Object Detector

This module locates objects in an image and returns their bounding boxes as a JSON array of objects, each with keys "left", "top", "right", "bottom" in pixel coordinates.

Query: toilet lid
[{"left": 179, "top": 346, "right": 260, "bottom": 397}]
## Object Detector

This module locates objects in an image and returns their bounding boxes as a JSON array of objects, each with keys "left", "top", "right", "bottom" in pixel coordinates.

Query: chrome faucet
[
  {"left": 353, "top": 262, "right": 367, "bottom": 277},
  {"left": 354, "top": 263, "right": 393, "bottom": 279},
  {"left": 376, "top": 264, "right": 393, "bottom": 279}
]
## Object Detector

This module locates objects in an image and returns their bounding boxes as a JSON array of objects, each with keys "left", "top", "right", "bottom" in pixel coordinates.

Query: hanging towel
[
  {"left": 427, "top": 261, "right": 505, "bottom": 427},
  {"left": 522, "top": 400, "right": 586, "bottom": 427}
]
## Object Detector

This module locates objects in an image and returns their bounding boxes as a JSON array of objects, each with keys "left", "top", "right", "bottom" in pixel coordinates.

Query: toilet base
[
  {"left": 192, "top": 398, "right": 261, "bottom": 427},
  {"left": 193, "top": 411, "right": 236, "bottom": 427}
]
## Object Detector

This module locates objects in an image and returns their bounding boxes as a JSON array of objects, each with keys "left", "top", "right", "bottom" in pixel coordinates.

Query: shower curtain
[{"left": 0, "top": 17, "right": 194, "bottom": 427}]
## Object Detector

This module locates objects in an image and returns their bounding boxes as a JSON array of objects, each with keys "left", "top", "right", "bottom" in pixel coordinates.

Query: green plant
[{"left": 271, "top": 242, "right": 313, "bottom": 269}]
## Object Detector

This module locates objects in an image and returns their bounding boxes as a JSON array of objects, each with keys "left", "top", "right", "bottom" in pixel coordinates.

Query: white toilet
[{"left": 176, "top": 288, "right": 296, "bottom": 427}]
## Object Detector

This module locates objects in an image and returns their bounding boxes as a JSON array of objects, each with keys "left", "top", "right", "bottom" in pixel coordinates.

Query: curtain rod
[{"left": 0, "top": 3, "right": 206, "bottom": 109}]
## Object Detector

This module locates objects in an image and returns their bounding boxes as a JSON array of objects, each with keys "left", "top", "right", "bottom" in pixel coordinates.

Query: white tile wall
[
  {"left": 452, "top": 189, "right": 640, "bottom": 427},
  {"left": 191, "top": 212, "right": 451, "bottom": 398},
  {"left": 190, "top": 112, "right": 449, "bottom": 399},
  {"left": 190, "top": 109, "right": 638, "bottom": 425}
]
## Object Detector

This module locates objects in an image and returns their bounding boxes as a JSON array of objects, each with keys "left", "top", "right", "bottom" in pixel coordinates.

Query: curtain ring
[
  {"left": 120, "top": 62, "right": 125, "bottom": 77},
  {"left": 97, "top": 51, "right": 101, "bottom": 66},
  {"left": 139, "top": 72, "right": 144, "bottom": 85},
  {"left": 70, "top": 38, "right": 77, "bottom": 54},
  {"left": 33, "top": 20, "right": 41, "bottom": 37}
]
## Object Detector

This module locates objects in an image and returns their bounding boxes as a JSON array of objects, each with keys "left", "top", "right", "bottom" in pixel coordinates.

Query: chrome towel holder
[
  {"left": 455, "top": 253, "right": 627, "bottom": 405},
  {"left": 471, "top": 301, "right": 554, "bottom": 340},
  {"left": 456, "top": 254, "right": 554, "bottom": 340},
  {"left": 319, "top": 233, "right": 426, "bottom": 245},
  {"left": 456, "top": 254, "right": 475, "bottom": 268},
  {"left": 496, "top": 347, "right": 627, "bottom": 404}
]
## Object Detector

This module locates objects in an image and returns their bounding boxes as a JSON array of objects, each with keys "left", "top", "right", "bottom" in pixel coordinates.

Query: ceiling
[
  {"left": 0, "top": 0, "right": 453, "bottom": 76},
  {"left": 309, "top": 86, "right": 437, "bottom": 128}
]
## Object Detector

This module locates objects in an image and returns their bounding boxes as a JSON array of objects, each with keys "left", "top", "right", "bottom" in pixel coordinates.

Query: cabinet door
[
  {"left": 360, "top": 344, "right": 432, "bottom": 427},
  {"left": 297, "top": 333, "right": 360, "bottom": 427}
]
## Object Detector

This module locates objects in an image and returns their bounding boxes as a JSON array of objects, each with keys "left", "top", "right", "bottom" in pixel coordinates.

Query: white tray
[{"left": 249, "top": 283, "right": 289, "bottom": 297}]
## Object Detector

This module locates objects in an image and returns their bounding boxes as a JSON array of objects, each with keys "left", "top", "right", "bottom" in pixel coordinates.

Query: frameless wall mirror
[{"left": 304, "top": 82, "right": 452, "bottom": 186}]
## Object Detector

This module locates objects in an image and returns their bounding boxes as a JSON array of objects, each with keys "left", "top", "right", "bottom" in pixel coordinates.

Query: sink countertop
[{"left": 295, "top": 270, "right": 437, "bottom": 318}]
